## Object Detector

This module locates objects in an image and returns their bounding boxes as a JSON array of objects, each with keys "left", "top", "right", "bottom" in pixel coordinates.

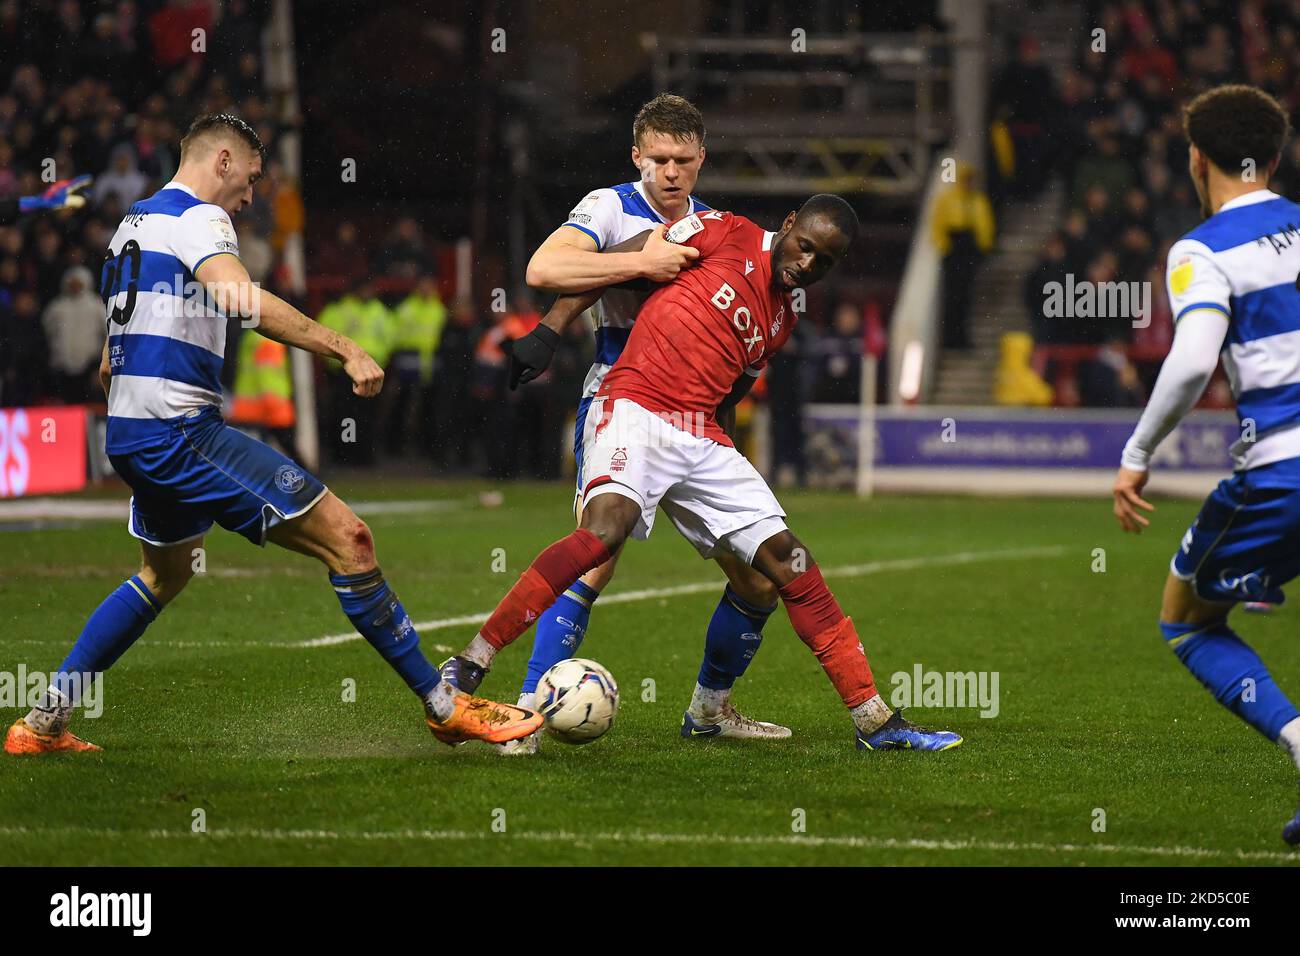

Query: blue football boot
[
  {"left": 438, "top": 656, "right": 489, "bottom": 694},
  {"left": 856, "top": 710, "right": 963, "bottom": 751},
  {"left": 1283, "top": 783, "right": 1300, "bottom": 846}
]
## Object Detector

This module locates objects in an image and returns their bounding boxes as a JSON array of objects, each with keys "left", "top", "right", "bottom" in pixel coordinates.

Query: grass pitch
[{"left": 1, "top": 479, "right": 1298, "bottom": 866}]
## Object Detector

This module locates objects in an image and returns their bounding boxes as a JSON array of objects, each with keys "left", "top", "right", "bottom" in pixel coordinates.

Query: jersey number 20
[{"left": 101, "top": 239, "right": 141, "bottom": 328}]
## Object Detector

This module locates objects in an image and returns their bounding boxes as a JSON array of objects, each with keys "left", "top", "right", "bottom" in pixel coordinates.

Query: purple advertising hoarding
[{"left": 803, "top": 407, "right": 1242, "bottom": 471}]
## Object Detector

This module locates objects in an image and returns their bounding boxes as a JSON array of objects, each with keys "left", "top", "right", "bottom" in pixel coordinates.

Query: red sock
[
  {"left": 779, "top": 566, "right": 877, "bottom": 708},
  {"left": 480, "top": 528, "right": 611, "bottom": 649}
]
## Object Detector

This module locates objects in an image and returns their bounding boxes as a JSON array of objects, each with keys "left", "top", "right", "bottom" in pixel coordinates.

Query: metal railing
[{"left": 646, "top": 31, "right": 953, "bottom": 195}]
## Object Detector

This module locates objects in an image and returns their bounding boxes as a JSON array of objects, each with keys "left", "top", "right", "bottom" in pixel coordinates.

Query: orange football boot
[
  {"left": 426, "top": 693, "right": 543, "bottom": 745},
  {"left": 4, "top": 718, "right": 101, "bottom": 754}
]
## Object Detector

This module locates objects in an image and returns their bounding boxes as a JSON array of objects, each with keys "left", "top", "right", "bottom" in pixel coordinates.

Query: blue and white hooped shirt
[
  {"left": 1167, "top": 189, "right": 1300, "bottom": 470},
  {"left": 100, "top": 181, "right": 240, "bottom": 454},
  {"left": 561, "top": 180, "right": 710, "bottom": 398}
]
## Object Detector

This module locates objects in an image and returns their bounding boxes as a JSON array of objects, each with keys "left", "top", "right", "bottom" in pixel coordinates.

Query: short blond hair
[{"left": 180, "top": 113, "right": 266, "bottom": 163}]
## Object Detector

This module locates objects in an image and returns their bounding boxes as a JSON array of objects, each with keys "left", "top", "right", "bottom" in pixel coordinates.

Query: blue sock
[
  {"left": 331, "top": 568, "right": 440, "bottom": 697},
  {"left": 55, "top": 575, "right": 161, "bottom": 699},
  {"left": 522, "top": 579, "right": 599, "bottom": 695},
  {"left": 698, "top": 586, "right": 776, "bottom": 690},
  {"left": 1162, "top": 618, "right": 1300, "bottom": 742}
]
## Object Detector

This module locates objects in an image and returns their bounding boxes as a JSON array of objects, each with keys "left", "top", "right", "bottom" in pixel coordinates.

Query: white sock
[
  {"left": 24, "top": 686, "right": 72, "bottom": 736},
  {"left": 689, "top": 683, "right": 729, "bottom": 719},
  {"left": 849, "top": 694, "right": 892, "bottom": 735},
  {"left": 424, "top": 680, "right": 457, "bottom": 723},
  {"left": 1278, "top": 716, "right": 1300, "bottom": 771},
  {"left": 462, "top": 634, "right": 497, "bottom": 669},
  {"left": 517, "top": 692, "right": 536, "bottom": 710}
]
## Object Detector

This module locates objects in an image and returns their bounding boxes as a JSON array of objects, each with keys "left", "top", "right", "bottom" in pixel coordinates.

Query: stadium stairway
[
  {"left": 930, "top": 176, "right": 1065, "bottom": 405},
  {"left": 930, "top": 0, "right": 1080, "bottom": 405}
]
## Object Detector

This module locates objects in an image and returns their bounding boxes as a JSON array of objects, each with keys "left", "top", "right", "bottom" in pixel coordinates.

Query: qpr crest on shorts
[
  {"left": 275, "top": 464, "right": 306, "bottom": 493},
  {"left": 1217, "top": 567, "right": 1272, "bottom": 600}
]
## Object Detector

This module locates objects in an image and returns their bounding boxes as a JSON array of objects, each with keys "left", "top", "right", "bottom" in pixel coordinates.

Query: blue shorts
[
  {"left": 109, "top": 406, "right": 328, "bottom": 548},
  {"left": 1171, "top": 456, "right": 1300, "bottom": 604},
  {"left": 573, "top": 394, "right": 595, "bottom": 494}
]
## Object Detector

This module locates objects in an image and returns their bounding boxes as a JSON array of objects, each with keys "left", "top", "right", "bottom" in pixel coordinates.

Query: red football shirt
[{"left": 596, "top": 210, "right": 795, "bottom": 447}]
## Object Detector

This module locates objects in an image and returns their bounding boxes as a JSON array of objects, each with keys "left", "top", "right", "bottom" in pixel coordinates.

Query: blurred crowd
[
  {"left": 309, "top": 214, "right": 888, "bottom": 483},
  {"left": 995, "top": 0, "right": 1300, "bottom": 408},
  {"left": 305, "top": 252, "right": 588, "bottom": 481},
  {"left": 0, "top": 0, "right": 291, "bottom": 408},
  {"left": 2, "top": 0, "right": 889, "bottom": 487}
]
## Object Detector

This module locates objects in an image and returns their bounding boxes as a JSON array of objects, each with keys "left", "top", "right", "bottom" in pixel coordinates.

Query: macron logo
[
  {"left": 50, "top": 885, "right": 152, "bottom": 936},
  {"left": 744, "top": 259, "right": 754, "bottom": 275}
]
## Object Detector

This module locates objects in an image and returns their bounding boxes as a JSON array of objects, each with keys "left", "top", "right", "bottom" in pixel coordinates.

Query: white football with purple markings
[{"left": 535, "top": 658, "right": 619, "bottom": 744}]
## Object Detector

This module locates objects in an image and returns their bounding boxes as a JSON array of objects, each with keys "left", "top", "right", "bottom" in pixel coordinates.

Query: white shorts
[{"left": 576, "top": 396, "right": 787, "bottom": 564}]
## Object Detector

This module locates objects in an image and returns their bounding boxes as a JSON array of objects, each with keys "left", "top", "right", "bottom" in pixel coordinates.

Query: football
[{"left": 535, "top": 658, "right": 619, "bottom": 744}]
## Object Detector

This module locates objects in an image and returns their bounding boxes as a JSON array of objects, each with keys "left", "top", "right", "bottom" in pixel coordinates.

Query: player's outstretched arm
[
  {"left": 526, "top": 224, "right": 697, "bottom": 293},
  {"left": 194, "top": 253, "right": 384, "bottom": 397},
  {"left": 1112, "top": 309, "right": 1228, "bottom": 532},
  {"left": 509, "top": 229, "right": 677, "bottom": 389},
  {"left": 508, "top": 288, "right": 606, "bottom": 389}
]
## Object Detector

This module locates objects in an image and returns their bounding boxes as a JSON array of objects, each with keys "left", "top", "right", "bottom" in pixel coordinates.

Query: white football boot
[
  {"left": 680, "top": 685, "right": 792, "bottom": 740},
  {"left": 495, "top": 694, "right": 541, "bottom": 755},
  {"left": 496, "top": 730, "right": 540, "bottom": 755}
]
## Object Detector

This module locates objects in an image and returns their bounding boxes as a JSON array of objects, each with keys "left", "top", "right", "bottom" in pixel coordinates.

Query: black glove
[{"left": 508, "top": 324, "right": 561, "bottom": 390}]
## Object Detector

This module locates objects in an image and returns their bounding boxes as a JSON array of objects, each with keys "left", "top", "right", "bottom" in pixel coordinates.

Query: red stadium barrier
[{"left": 0, "top": 406, "right": 89, "bottom": 498}]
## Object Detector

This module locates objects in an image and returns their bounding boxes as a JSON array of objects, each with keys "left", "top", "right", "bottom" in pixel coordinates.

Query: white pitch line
[
  {"left": 0, "top": 824, "right": 1294, "bottom": 863},
  {"left": 3, "top": 638, "right": 458, "bottom": 653},
  {"left": 293, "top": 545, "right": 1069, "bottom": 649},
  {"left": 0, "top": 546, "right": 1066, "bottom": 651}
]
